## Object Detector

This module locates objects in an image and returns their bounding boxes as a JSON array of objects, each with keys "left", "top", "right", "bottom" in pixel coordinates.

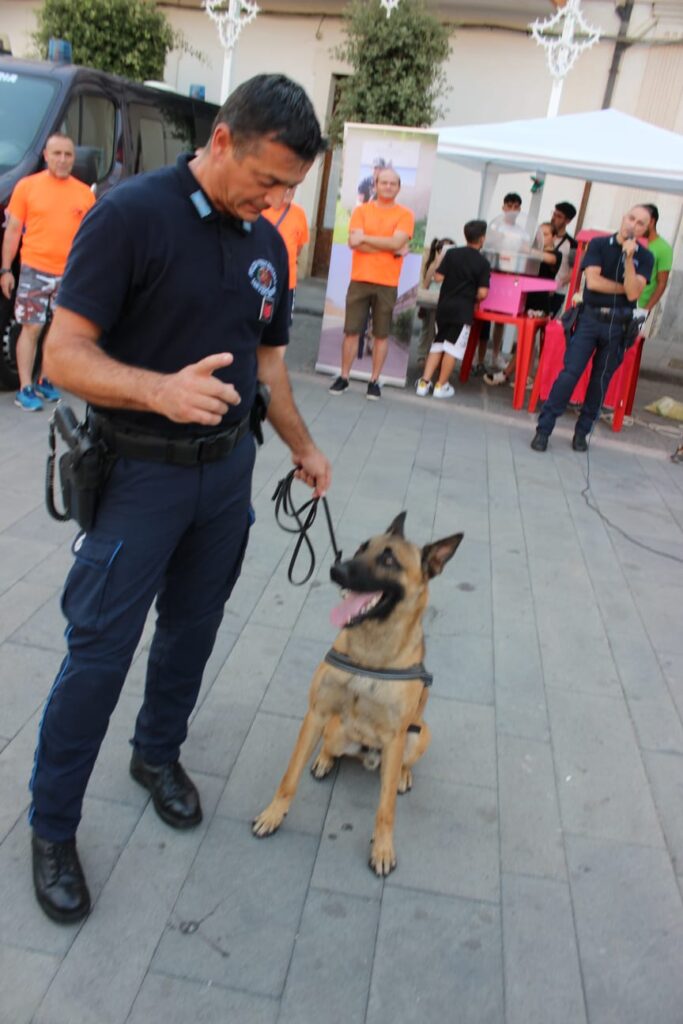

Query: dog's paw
[
  {"left": 310, "top": 753, "right": 335, "bottom": 780},
  {"left": 369, "top": 837, "right": 397, "bottom": 877},
  {"left": 397, "top": 767, "right": 413, "bottom": 794},
  {"left": 252, "top": 801, "right": 288, "bottom": 838}
]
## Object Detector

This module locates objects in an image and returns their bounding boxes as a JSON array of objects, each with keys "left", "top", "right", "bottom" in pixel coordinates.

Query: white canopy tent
[{"left": 437, "top": 108, "right": 683, "bottom": 234}]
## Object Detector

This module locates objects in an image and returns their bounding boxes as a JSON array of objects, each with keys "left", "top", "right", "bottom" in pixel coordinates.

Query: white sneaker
[
  {"left": 483, "top": 371, "right": 506, "bottom": 387},
  {"left": 415, "top": 378, "right": 432, "bottom": 397},
  {"left": 433, "top": 382, "right": 455, "bottom": 399}
]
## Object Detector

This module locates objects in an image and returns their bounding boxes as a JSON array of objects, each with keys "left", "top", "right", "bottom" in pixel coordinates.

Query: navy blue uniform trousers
[
  {"left": 30, "top": 433, "right": 255, "bottom": 842},
  {"left": 538, "top": 309, "right": 627, "bottom": 438}
]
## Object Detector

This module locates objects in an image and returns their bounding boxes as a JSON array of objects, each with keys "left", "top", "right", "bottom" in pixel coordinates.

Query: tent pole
[{"left": 478, "top": 164, "right": 499, "bottom": 221}]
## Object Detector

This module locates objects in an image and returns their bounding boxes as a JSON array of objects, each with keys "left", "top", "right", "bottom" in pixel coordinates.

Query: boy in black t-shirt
[{"left": 416, "top": 220, "right": 490, "bottom": 399}]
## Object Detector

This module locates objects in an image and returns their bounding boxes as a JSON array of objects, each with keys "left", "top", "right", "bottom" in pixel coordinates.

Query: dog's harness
[{"left": 324, "top": 648, "right": 433, "bottom": 688}]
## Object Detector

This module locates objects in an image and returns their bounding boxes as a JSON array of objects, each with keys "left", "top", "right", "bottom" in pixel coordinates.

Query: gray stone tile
[
  {"left": 0, "top": 580, "right": 56, "bottom": 644},
  {"left": 567, "top": 834, "right": 683, "bottom": 1024},
  {"left": 425, "top": 632, "right": 494, "bottom": 705},
  {"left": 182, "top": 692, "right": 255, "bottom": 779},
  {"left": 0, "top": 641, "right": 63, "bottom": 739},
  {"left": 628, "top": 695, "right": 683, "bottom": 755},
  {"left": 10, "top": 592, "right": 69, "bottom": 653},
  {"left": 0, "top": 708, "right": 40, "bottom": 843},
  {"left": 278, "top": 888, "right": 379, "bottom": 1024},
  {"left": 128, "top": 973, "right": 279, "bottom": 1024},
  {"left": 661, "top": 650, "right": 683, "bottom": 722},
  {"left": 633, "top": 582, "right": 683, "bottom": 655},
  {"left": 547, "top": 689, "right": 664, "bottom": 845},
  {"left": 387, "top": 774, "right": 499, "bottom": 903},
  {"left": 498, "top": 734, "right": 565, "bottom": 880},
  {"left": 260, "top": 635, "right": 329, "bottom": 717},
  {"left": 290, "top": 581, "right": 338, "bottom": 642},
  {"left": 502, "top": 873, "right": 586, "bottom": 1024},
  {"left": 0, "top": 798, "right": 139, "bottom": 957},
  {"left": 209, "top": 622, "right": 290, "bottom": 709},
  {"left": 366, "top": 886, "right": 503, "bottom": 1024},
  {"left": 33, "top": 774, "right": 223, "bottom": 1024},
  {"left": 0, "top": 943, "right": 60, "bottom": 1024},
  {"left": 310, "top": 759, "right": 499, "bottom": 903},
  {"left": 423, "top": 696, "right": 496, "bottom": 790},
  {"left": 152, "top": 816, "right": 318, "bottom": 997},
  {"left": 217, "top": 711, "right": 332, "bottom": 836},
  {"left": 643, "top": 751, "right": 683, "bottom": 875},
  {"left": 0, "top": 534, "right": 57, "bottom": 594}
]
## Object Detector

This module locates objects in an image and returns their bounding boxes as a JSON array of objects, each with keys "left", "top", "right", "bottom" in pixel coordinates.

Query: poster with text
[{"left": 316, "top": 123, "right": 438, "bottom": 387}]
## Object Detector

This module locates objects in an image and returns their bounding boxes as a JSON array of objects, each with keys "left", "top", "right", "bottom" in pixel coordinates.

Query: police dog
[{"left": 252, "top": 513, "right": 463, "bottom": 876}]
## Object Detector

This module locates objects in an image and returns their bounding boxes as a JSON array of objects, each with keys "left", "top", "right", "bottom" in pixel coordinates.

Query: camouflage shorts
[{"left": 14, "top": 265, "right": 62, "bottom": 324}]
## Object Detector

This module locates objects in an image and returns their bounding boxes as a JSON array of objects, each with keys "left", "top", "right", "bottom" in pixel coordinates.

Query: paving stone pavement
[{"left": 1, "top": 318, "right": 683, "bottom": 1023}]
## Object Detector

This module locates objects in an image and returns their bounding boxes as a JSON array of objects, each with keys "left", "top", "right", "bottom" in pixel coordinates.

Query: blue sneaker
[
  {"left": 15, "top": 386, "right": 44, "bottom": 412},
  {"left": 34, "top": 378, "right": 61, "bottom": 402}
]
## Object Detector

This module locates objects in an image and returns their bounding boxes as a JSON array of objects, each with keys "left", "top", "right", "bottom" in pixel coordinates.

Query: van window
[
  {"left": 130, "top": 102, "right": 195, "bottom": 173},
  {"left": 0, "top": 71, "right": 58, "bottom": 175},
  {"left": 61, "top": 93, "right": 117, "bottom": 180}
]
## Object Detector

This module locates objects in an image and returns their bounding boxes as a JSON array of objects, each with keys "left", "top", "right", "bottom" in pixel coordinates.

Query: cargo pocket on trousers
[{"left": 61, "top": 532, "right": 123, "bottom": 633}]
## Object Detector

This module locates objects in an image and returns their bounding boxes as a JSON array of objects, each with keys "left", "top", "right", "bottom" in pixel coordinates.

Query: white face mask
[{"left": 503, "top": 209, "right": 519, "bottom": 224}]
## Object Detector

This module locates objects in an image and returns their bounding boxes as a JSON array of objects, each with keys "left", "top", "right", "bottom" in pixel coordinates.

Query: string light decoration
[
  {"left": 380, "top": 0, "right": 401, "bottom": 17},
  {"left": 530, "top": 0, "right": 601, "bottom": 80},
  {"left": 204, "top": 0, "right": 260, "bottom": 52}
]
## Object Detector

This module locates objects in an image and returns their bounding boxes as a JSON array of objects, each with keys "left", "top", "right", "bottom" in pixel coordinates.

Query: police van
[{"left": 0, "top": 56, "right": 218, "bottom": 388}]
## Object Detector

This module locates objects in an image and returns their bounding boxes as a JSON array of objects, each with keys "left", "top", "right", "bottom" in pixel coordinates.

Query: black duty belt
[
  {"left": 583, "top": 305, "right": 634, "bottom": 323},
  {"left": 90, "top": 412, "right": 251, "bottom": 467},
  {"left": 324, "top": 648, "right": 433, "bottom": 687}
]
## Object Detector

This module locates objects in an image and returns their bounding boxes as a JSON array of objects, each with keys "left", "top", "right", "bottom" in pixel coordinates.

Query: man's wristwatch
[{"left": 0, "top": 268, "right": 12, "bottom": 277}]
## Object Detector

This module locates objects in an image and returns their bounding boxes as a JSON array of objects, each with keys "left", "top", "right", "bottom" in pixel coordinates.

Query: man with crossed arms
[{"left": 329, "top": 167, "right": 414, "bottom": 400}]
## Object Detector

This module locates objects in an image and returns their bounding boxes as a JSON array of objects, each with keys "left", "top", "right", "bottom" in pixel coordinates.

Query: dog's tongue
[{"left": 330, "top": 590, "right": 382, "bottom": 628}]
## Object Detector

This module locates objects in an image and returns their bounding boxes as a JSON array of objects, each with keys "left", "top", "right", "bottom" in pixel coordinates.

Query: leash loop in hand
[{"left": 272, "top": 469, "right": 342, "bottom": 586}]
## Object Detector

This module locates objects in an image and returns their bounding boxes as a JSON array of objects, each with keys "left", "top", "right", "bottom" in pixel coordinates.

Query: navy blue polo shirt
[
  {"left": 582, "top": 234, "right": 653, "bottom": 311},
  {"left": 57, "top": 154, "right": 290, "bottom": 435}
]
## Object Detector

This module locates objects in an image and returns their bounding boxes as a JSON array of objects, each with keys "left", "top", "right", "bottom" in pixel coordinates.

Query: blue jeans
[
  {"left": 538, "top": 310, "right": 627, "bottom": 438},
  {"left": 29, "top": 434, "right": 255, "bottom": 841}
]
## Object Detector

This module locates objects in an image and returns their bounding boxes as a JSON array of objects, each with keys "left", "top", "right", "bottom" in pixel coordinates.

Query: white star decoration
[
  {"left": 530, "top": 0, "right": 601, "bottom": 80},
  {"left": 380, "top": 0, "right": 401, "bottom": 17},
  {"left": 204, "top": 0, "right": 259, "bottom": 52}
]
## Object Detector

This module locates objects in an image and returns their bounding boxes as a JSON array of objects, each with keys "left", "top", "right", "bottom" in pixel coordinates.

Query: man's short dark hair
[
  {"left": 503, "top": 193, "right": 522, "bottom": 206},
  {"left": 464, "top": 219, "right": 487, "bottom": 244},
  {"left": 643, "top": 203, "right": 659, "bottom": 224},
  {"left": 213, "top": 74, "right": 327, "bottom": 162},
  {"left": 554, "top": 201, "right": 576, "bottom": 221}
]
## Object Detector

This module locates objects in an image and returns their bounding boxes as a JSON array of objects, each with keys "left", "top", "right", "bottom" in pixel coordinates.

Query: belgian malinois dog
[{"left": 253, "top": 513, "right": 463, "bottom": 876}]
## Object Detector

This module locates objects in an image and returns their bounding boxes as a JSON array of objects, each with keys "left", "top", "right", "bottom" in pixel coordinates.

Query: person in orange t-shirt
[
  {"left": 1, "top": 133, "right": 95, "bottom": 411},
  {"left": 329, "top": 168, "right": 414, "bottom": 400},
  {"left": 262, "top": 188, "right": 309, "bottom": 326}
]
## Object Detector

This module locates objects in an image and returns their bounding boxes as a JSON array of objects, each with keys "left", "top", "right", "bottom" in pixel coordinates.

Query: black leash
[{"left": 272, "top": 469, "right": 342, "bottom": 585}]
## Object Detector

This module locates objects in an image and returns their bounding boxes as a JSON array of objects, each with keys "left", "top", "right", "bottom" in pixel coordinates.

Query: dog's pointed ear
[
  {"left": 387, "top": 511, "right": 407, "bottom": 538},
  {"left": 421, "top": 533, "right": 464, "bottom": 579}
]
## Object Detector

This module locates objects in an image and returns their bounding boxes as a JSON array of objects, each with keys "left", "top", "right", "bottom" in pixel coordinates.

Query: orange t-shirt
[
  {"left": 349, "top": 201, "right": 414, "bottom": 287},
  {"left": 7, "top": 171, "right": 95, "bottom": 276},
  {"left": 262, "top": 201, "right": 309, "bottom": 289}
]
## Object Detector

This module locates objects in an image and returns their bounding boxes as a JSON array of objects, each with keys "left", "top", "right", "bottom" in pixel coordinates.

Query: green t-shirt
[{"left": 638, "top": 234, "right": 673, "bottom": 308}]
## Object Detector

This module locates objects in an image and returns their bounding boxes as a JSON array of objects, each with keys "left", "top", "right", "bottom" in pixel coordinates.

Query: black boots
[
  {"left": 32, "top": 833, "right": 91, "bottom": 924},
  {"left": 530, "top": 429, "right": 549, "bottom": 452},
  {"left": 130, "top": 751, "right": 202, "bottom": 829},
  {"left": 572, "top": 431, "right": 588, "bottom": 452}
]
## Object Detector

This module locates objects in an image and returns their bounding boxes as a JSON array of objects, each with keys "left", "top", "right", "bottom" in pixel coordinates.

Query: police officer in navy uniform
[
  {"left": 29, "top": 75, "right": 331, "bottom": 924},
  {"left": 531, "top": 205, "right": 654, "bottom": 452}
]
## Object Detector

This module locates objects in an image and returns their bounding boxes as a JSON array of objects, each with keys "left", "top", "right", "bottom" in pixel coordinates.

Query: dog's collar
[{"left": 324, "top": 648, "right": 433, "bottom": 687}]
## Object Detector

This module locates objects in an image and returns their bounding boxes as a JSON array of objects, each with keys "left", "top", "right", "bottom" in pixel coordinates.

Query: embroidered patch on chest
[{"left": 248, "top": 259, "right": 278, "bottom": 300}]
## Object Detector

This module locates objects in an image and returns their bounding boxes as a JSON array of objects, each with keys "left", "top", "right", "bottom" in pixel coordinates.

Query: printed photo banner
[{"left": 316, "top": 123, "right": 439, "bottom": 387}]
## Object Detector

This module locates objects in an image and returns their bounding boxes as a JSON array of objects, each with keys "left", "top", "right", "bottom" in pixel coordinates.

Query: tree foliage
[
  {"left": 330, "top": 0, "right": 451, "bottom": 144},
  {"left": 34, "top": 0, "right": 176, "bottom": 82}
]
